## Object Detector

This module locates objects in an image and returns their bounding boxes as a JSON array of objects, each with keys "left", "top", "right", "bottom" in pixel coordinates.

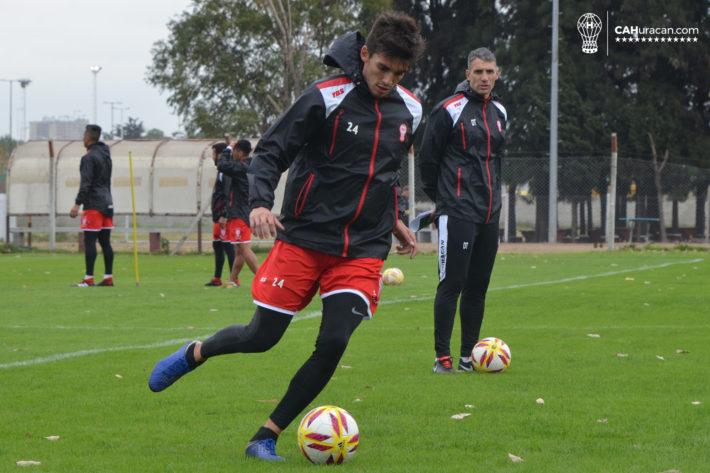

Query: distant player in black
[
  {"left": 419, "top": 47, "right": 507, "bottom": 373},
  {"left": 217, "top": 139, "right": 260, "bottom": 287},
  {"left": 69, "top": 124, "right": 114, "bottom": 287},
  {"left": 205, "top": 142, "right": 235, "bottom": 286}
]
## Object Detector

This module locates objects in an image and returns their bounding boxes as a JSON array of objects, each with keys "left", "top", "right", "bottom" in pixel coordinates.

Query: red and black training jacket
[
  {"left": 419, "top": 81, "right": 507, "bottom": 224},
  {"left": 248, "top": 31, "right": 422, "bottom": 259}
]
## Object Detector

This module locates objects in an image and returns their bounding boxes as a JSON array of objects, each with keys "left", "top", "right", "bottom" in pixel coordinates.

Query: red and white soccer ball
[
  {"left": 472, "top": 337, "right": 511, "bottom": 373},
  {"left": 297, "top": 405, "right": 360, "bottom": 464}
]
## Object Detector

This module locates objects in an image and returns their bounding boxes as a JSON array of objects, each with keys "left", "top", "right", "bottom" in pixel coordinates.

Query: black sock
[
  {"left": 184, "top": 341, "right": 202, "bottom": 369},
  {"left": 250, "top": 426, "right": 279, "bottom": 443}
]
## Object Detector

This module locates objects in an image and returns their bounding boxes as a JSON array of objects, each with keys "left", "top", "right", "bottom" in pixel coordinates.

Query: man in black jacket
[
  {"left": 69, "top": 125, "right": 114, "bottom": 287},
  {"left": 205, "top": 141, "right": 235, "bottom": 286},
  {"left": 217, "top": 139, "right": 259, "bottom": 287},
  {"left": 418, "top": 47, "right": 507, "bottom": 373},
  {"left": 149, "top": 11, "right": 424, "bottom": 462}
]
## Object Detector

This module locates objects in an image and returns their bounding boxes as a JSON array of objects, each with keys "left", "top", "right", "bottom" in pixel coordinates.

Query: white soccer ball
[
  {"left": 382, "top": 267, "right": 404, "bottom": 286},
  {"left": 297, "top": 405, "right": 360, "bottom": 464},
  {"left": 472, "top": 337, "right": 511, "bottom": 373}
]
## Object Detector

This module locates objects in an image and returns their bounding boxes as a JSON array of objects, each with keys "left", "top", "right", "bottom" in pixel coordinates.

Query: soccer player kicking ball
[
  {"left": 148, "top": 11, "right": 423, "bottom": 462},
  {"left": 418, "top": 48, "right": 507, "bottom": 373},
  {"left": 69, "top": 124, "right": 115, "bottom": 287}
]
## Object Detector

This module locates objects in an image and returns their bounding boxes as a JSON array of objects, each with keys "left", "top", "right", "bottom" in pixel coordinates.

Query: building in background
[{"left": 30, "top": 117, "right": 88, "bottom": 140}]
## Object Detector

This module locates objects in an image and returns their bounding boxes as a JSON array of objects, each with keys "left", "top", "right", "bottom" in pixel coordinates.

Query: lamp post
[
  {"left": 90, "top": 66, "right": 102, "bottom": 124},
  {"left": 18, "top": 79, "right": 31, "bottom": 141},
  {"left": 0, "top": 79, "right": 15, "bottom": 139}
]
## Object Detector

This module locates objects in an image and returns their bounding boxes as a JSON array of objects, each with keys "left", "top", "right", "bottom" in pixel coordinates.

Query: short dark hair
[
  {"left": 85, "top": 124, "right": 101, "bottom": 142},
  {"left": 365, "top": 11, "right": 425, "bottom": 63},
  {"left": 212, "top": 142, "right": 228, "bottom": 154},
  {"left": 235, "top": 139, "right": 252, "bottom": 154}
]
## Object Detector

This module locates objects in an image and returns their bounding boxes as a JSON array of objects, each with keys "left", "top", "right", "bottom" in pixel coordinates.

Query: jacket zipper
[
  {"left": 342, "top": 99, "right": 382, "bottom": 257},
  {"left": 456, "top": 167, "right": 461, "bottom": 198},
  {"left": 294, "top": 172, "right": 315, "bottom": 218},
  {"left": 481, "top": 98, "right": 493, "bottom": 223},
  {"left": 329, "top": 110, "right": 344, "bottom": 157},
  {"left": 459, "top": 122, "right": 467, "bottom": 150}
]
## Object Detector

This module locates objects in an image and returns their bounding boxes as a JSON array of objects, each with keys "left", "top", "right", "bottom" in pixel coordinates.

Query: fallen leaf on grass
[
  {"left": 44, "top": 436, "right": 60, "bottom": 441},
  {"left": 464, "top": 404, "right": 475, "bottom": 409},
  {"left": 159, "top": 293, "right": 165, "bottom": 298},
  {"left": 675, "top": 349, "right": 689, "bottom": 354},
  {"left": 656, "top": 355, "right": 665, "bottom": 361},
  {"left": 587, "top": 333, "right": 601, "bottom": 338},
  {"left": 616, "top": 353, "right": 629, "bottom": 358},
  {"left": 450, "top": 413, "right": 471, "bottom": 420},
  {"left": 209, "top": 308, "right": 218, "bottom": 312},
  {"left": 507, "top": 453, "right": 524, "bottom": 463},
  {"left": 691, "top": 401, "right": 701, "bottom": 405},
  {"left": 535, "top": 398, "right": 545, "bottom": 405},
  {"left": 16, "top": 461, "right": 41, "bottom": 467},
  {"left": 340, "top": 365, "right": 352, "bottom": 369},
  {"left": 115, "top": 374, "right": 123, "bottom": 379},
  {"left": 596, "top": 418, "right": 608, "bottom": 424},
  {"left": 624, "top": 277, "right": 635, "bottom": 281},
  {"left": 354, "top": 398, "right": 362, "bottom": 403}
]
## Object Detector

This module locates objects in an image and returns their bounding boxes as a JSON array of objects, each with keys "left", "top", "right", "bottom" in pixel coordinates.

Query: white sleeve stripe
[
  {"left": 492, "top": 100, "right": 507, "bottom": 122},
  {"left": 395, "top": 86, "right": 423, "bottom": 132},
  {"left": 318, "top": 82, "right": 356, "bottom": 119},
  {"left": 444, "top": 97, "right": 469, "bottom": 128}
]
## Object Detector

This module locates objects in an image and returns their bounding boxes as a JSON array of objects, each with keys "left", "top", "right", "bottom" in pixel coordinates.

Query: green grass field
[{"left": 1, "top": 249, "right": 709, "bottom": 472}]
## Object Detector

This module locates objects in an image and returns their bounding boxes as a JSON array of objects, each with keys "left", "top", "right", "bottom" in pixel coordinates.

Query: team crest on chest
[
  {"left": 470, "top": 118, "right": 477, "bottom": 127},
  {"left": 399, "top": 123, "right": 408, "bottom": 143}
]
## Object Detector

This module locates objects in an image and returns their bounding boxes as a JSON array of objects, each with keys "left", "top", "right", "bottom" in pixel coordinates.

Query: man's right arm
[
  {"left": 249, "top": 86, "right": 326, "bottom": 211},
  {"left": 418, "top": 105, "right": 452, "bottom": 202}
]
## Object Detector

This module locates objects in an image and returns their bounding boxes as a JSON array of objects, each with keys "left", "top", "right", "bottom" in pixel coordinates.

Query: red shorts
[
  {"left": 252, "top": 241, "right": 384, "bottom": 318},
  {"left": 213, "top": 219, "right": 251, "bottom": 243},
  {"left": 80, "top": 210, "right": 113, "bottom": 231}
]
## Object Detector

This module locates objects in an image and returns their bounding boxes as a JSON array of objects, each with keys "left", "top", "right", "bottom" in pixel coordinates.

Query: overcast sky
[{"left": 0, "top": 0, "right": 193, "bottom": 139}]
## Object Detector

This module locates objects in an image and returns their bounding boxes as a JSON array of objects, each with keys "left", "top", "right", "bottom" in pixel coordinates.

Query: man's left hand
[
  {"left": 393, "top": 219, "right": 417, "bottom": 258},
  {"left": 69, "top": 204, "right": 80, "bottom": 218}
]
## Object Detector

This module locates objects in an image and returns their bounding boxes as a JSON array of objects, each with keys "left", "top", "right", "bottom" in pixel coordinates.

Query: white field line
[{"left": 1, "top": 258, "right": 703, "bottom": 370}]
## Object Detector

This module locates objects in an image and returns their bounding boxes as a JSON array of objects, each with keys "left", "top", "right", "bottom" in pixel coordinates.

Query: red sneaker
[
  {"left": 433, "top": 356, "right": 453, "bottom": 374},
  {"left": 98, "top": 277, "right": 114, "bottom": 287},
  {"left": 205, "top": 278, "right": 222, "bottom": 287},
  {"left": 75, "top": 278, "right": 95, "bottom": 287}
]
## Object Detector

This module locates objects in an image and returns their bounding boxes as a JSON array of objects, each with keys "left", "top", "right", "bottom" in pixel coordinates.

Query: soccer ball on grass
[
  {"left": 472, "top": 337, "right": 511, "bottom": 373},
  {"left": 297, "top": 405, "right": 360, "bottom": 464},
  {"left": 382, "top": 267, "right": 404, "bottom": 286}
]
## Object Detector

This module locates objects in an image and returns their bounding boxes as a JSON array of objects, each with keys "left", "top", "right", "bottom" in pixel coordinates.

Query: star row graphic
[{"left": 615, "top": 36, "right": 699, "bottom": 43}]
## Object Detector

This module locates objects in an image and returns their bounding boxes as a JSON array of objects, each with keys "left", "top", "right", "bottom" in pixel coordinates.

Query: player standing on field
[
  {"left": 217, "top": 139, "right": 259, "bottom": 287},
  {"left": 69, "top": 124, "right": 115, "bottom": 287},
  {"left": 148, "top": 11, "right": 424, "bottom": 462},
  {"left": 205, "top": 142, "right": 235, "bottom": 287},
  {"left": 418, "top": 47, "right": 507, "bottom": 374}
]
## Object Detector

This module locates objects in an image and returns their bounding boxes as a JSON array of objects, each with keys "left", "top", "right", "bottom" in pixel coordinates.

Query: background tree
[
  {"left": 145, "top": 128, "right": 165, "bottom": 139},
  {"left": 148, "top": 0, "right": 389, "bottom": 137},
  {"left": 122, "top": 117, "right": 145, "bottom": 139}
]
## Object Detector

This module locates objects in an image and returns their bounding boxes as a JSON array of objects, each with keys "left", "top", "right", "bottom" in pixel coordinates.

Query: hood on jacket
[
  {"left": 454, "top": 80, "right": 501, "bottom": 102},
  {"left": 89, "top": 141, "right": 111, "bottom": 158},
  {"left": 323, "top": 31, "right": 365, "bottom": 85}
]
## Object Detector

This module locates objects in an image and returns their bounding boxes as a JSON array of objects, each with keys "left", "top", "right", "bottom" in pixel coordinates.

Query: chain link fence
[{"left": 403, "top": 155, "right": 710, "bottom": 244}]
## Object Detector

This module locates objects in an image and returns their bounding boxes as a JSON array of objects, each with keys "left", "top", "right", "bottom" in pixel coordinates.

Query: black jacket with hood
[
  {"left": 75, "top": 141, "right": 113, "bottom": 215},
  {"left": 210, "top": 166, "right": 231, "bottom": 223},
  {"left": 248, "top": 32, "right": 423, "bottom": 259},
  {"left": 419, "top": 81, "right": 507, "bottom": 224}
]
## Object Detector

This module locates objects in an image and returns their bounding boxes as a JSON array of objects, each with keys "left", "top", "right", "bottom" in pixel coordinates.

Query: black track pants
[
  {"left": 199, "top": 292, "right": 365, "bottom": 430},
  {"left": 434, "top": 215, "right": 498, "bottom": 358}
]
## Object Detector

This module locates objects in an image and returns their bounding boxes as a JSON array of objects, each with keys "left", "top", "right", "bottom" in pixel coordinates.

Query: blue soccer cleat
[
  {"left": 245, "top": 439, "right": 284, "bottom": 462},
  {"left": 148, "top": 342, "right": 197, "bottom": 392}
]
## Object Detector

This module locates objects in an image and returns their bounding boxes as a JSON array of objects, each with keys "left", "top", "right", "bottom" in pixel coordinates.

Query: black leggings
[
  {"left": 213, "top": 241, "right": 235, "bottom": 279},
  {"left": 200, "top": 292, "right": 365, "bottom": 430},
  {"left": 84, "top": 229, "right": 114, "bottom": 276},
  {"left": 434, "top": 215, "right": 498, "bottom": 358}
]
